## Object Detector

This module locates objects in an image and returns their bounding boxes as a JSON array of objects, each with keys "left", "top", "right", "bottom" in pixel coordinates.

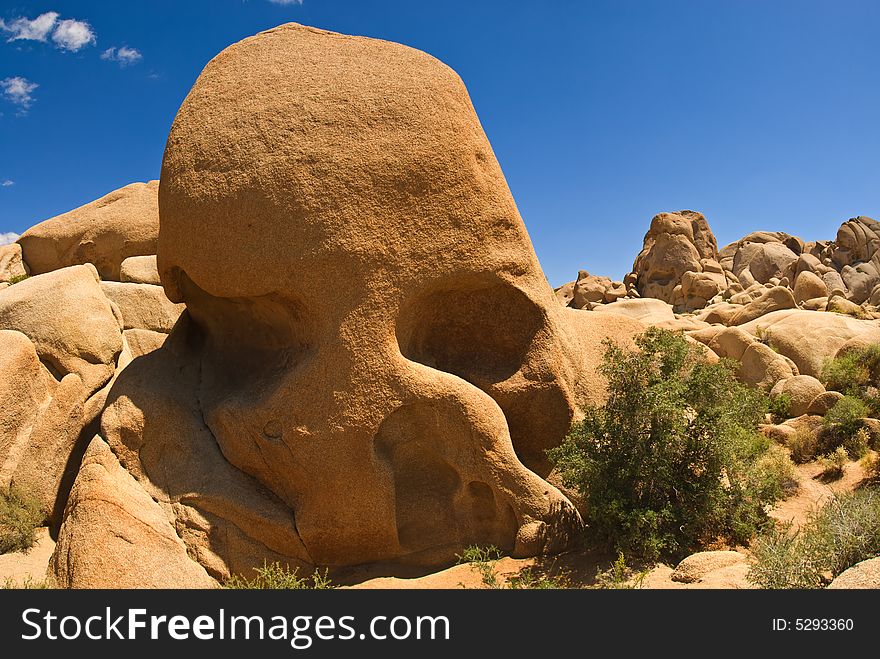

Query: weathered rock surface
[
  {"left": 630, "top": 211, "right": 725, "bottom": 310},
  {"left": 739, "top": 309, "right": 880, "bottom": 378},
  {"left": 46, "top": 22, "right": 654, "bottom": 586},
  {"left": 100, "top": 281, "right": 184, "bottom": 333},
  {"left": 827, "top": 557, "right": 880, "bottom": 589},
  {"left": 0, "top": 243, "right": 28, "bottom": 283},
  {"left": 120, "top": 254, "right": 161, "bottom": 285},
  {"left": 0, "top": 265, "right": 123, "bottom": 393},
  {"left": 18, "top": 181, "right": 159, "bottom": 281},
  {"left": 671, "top": 550, "right": 747, "bottom": 583},
  {"left": 770, "top": 375, "right": 826, "bottom": 418},
  {"left": 50, "top": 437, "right": 216, "bottom": 589}
]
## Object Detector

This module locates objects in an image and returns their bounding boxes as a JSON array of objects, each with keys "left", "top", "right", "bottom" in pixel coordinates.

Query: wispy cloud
[
  {"left": 101, "top": 46, "right": 143, "bottom": 66},
  {"left": 0, "top": 11, "right": 95, "bottom": 52},
  {"left": 1, "top": 180, "right": 13, "bottom": 187},
  {"left": 268, "top": 0, "right": 304, "bottom": 5},
  {"left": 1, "top": 77, "right": 38, "bottom": 111},
  {"left": 51, "top": 18, "right": 95, "bottom": 51},
  {"left": 0, "top": 232, "right": 19, "bottom": 246},
  {"left": 0, "top": 11, "right": 59, "bottom": 42}
]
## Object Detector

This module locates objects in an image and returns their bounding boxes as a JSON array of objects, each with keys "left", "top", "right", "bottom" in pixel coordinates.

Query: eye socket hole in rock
[
  {"left": 396, "top": 278, "right": 571, "bottom": 478},
  {"left": 396, "top": 280, "right": 544, "bottom": 386},
  {"left": 374, "top": 402, "right": 518, "bottom": 561},
  {"left": 174, "top": 269, "right": 315, "bottom": 412}
]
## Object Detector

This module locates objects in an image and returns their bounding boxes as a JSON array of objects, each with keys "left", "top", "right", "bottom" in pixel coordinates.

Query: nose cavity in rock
[{"left": 374, "top": 401, "right": 518, "bottom": 560}]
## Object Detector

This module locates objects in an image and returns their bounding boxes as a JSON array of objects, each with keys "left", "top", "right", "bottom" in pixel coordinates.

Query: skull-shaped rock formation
[{"left": 54, "top": 23, "right": 644, "bottom": 584}]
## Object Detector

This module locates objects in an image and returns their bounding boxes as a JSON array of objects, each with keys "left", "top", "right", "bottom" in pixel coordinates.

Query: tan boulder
[
  {"left": 739, "top": 342, "right": 796, "bottom": 390},
  {"left": 0, "top": 265, "right": 123, "bottom": 393},
  {"left": 770, "top": 375, "right": 826, "bottom": 417},
  {"left": 0, "top": 330, "right": 55, "bottom": 502},
  {"left": 801, "top": 296, "right": 828, "bottom": 311},
  {"left": 120, "top": 254, "right": 161, "bottom": 285},
  {"left": 827, "top": 557, "right": 880, "bottom": 589},
  {"left": 728, "top": 286, "right": 796, "bottom": 326},
  {"left": 807, "top": 391, "right": 844, "bottom": 416},
  {"left": 827, "top": 294, "right": 867, "bottom": 318},
  {"left": 50, "top": 437, "right": 216, "bottom": 588},
  {"left": 17, "top": 181, "right": 159, "bottom": 281},
  {"left": 630, "top": 210, "right": 718, "bottom": 305},
  {"left": 0, "top": 331, "right": 96, "bottom": 525},
  {"left": 680, "top": 267, "right": 727, "bottom": 312},
  {"left": 572, "top": 270, "right": 612, "bottom": 307},
  {"left": 591, "top": 297, "right": 676, "bottom": 325},
  {"left": 696, "top": 302, "right": 741, "bottom": 326},
  {"left": 793, "top": 270, "right": 827, "bottom": 303},
  {"left": 739, "top": 309, "right": 880, "bottom": 378},
  {"left": 731, "top": 240, "right": 798, "bottom": 285},
  {"left": 706, "top": 327, "right": 795, "bottom": 390},
  {"left": 123, "top": 328, "right": 167, "bottom": 358},
  {"left": 0, "top": 243, "right": 28, "bottom": 283},
  {"left": 671, "top": 550, "right": 747, "bottom": 583},
  {"left": 99, "top": 281, "right": 185, "bottom": 333},
  {"left": 554, "top": 281, "right": 575, "bottom": 307}
]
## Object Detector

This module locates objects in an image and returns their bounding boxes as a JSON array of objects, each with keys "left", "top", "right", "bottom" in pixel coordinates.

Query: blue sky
[{"left": 1, "top": 1, "right": 878, "bottom": 286}]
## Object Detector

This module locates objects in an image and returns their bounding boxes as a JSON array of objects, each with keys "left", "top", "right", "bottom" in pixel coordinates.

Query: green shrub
[
  {"left": 0, "top": 486, "right": 44, "bottom": 555},
  {"left": 844, "top": 427, "right": 871, "bottom": 460},
  {"left": 592, "top": 552, "right": 648, "bottom": 589},
  {"left": 457, "top": 545, "right": 502, "bottom": 588},
  {"left": 748, "top": 488, "right": 880, "bottom": 588},
  {"left": 823, "top": 395, "right": 869, "bottom": 449},
  {"left": 548, "top": 327, "right": 778, "bottom": 563},
  {"left": 749, "top": 444, "right": 799, "bottom": 499},
  {"left": 821, "top": 344, "right": 880, "bottom": 415},
  {"left": 818, "top": 446, "right": 849, "bottom": 480},
  {"left": 224, "top": 561, "right": 333, "bottom": 589},
  {"left": 457, "top": 545, "right": 567, "bottom": 589},
  {"left": 7, "top": 274, "right": 28, "bottom": 285},
  {"left": 768, "top": 393, "right": 792, "bottom": 423},
  {"left": 787, "top": 428, "right": 819, "bottom": 464}
]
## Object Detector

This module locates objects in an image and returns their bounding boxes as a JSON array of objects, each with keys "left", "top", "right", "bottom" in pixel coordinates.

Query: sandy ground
[
  {"left": 0, "top": 455, "right": 871, "bottom": 589},
  {"left": 0, "top": 528, "right": 54, "bottom": 587}
]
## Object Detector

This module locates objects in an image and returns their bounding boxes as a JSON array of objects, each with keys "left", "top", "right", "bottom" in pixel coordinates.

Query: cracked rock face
[{"left": 51, "top": 23, "right": 645, "bottom": 584}]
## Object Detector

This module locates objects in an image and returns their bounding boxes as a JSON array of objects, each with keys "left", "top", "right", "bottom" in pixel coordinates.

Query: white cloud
[
  {"left": 1, "top": 77, "right": 38, "bottom": 109},
  {"left": 1, "top": 180, "right": 13, "bottom": 187},
  {"left": 101, "top": 46, "right": 143, "bottom": 66},
  {"left": 51, "top": 18, "right": 95, "bottom": 51},
  {"left": 0, "top": 12, "right": 95, "bottom": 51},
  {"left": 0, "top": 232, "right": 19, "bottom": 246},
  {"left": 0, "top": 11, "right": 59, "bottom": 42},
  {"left": 268, "top": 0, "right": 304, "bottom": 4}
]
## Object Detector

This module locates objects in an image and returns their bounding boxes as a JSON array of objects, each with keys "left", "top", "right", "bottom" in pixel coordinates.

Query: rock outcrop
[
  {"left": 17, "top": 181, "right": 159, "bottom": 281},
  {"left": 40, "top": 22, "right": 651, "bottom": 586},
  {"left": 630, "top": 211, "right": 729, "bottom": 311}
]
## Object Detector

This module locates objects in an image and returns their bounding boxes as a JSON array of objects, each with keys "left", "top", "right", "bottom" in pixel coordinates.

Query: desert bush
[
  {"left": 592, "top": 552, "right": 648, "bottom": 589},
  {"left": 818, "top": 447, "right": 849, "bottom": 480},
  {"left": 823, "top": 395, "right": 870, "bottom": 453},
  {"left": 749, "top": 444, "right": 799, "bottom": 499},
  {"left": 748, "top": 488, "right": 880, "bottom": 588},
  {"left": 457, "top": 545, "right": 568, "bottom": 589},
  {"left": 821, "top": 344, "right": 880, "bottom": 415},
  {"left": 7, "top": 274, "right": 28, "bottom": 285},
  {"left": 548, "top": 327, "right": 780, "bottom": 563},
  {"left": 768, "top": 393, "right": 792, "bottom": 423},
  {"left": 224, "top": 561, "right": 333, "bottom": 589},
  {"left": 843, "top": 427, "right": 871, "bottom": 460},
  {"left": 787, "top": 428, "right": 819, "bottom": 464},
  {"left": 0, "top": 486, "right": 44, "bottom": 555}
]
